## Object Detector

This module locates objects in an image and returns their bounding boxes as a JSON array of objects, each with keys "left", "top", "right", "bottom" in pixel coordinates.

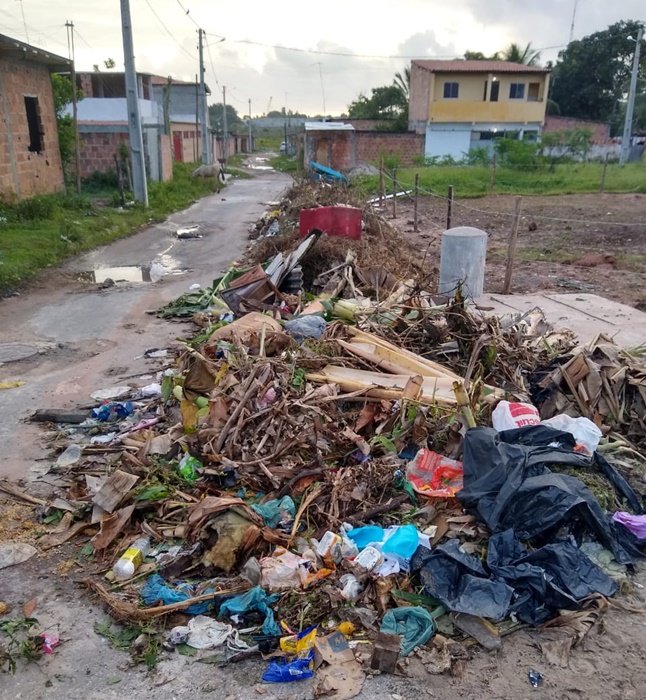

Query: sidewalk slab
[{"left": 476, "top": 293, "right": 646, "bottom": 348}]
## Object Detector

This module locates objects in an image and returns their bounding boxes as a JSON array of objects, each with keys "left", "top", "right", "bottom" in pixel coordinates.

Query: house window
[
  {"left": 24, "top": 96, "right": 43, "bottom": 153},
  {"left": 509, "top": 83, "right": 525, "bottom": 99},
  {"left": 443, "top": 81, "right": 459, "bottom": 99},
  {"left": 528, "top": 82, "right": 540, "bottom": 101},
  {"left": 483, "top": 81, "right": 488, "bottom": 101},
  {"left": 490, "top": 81, "right": 499, "bottom": 102}
]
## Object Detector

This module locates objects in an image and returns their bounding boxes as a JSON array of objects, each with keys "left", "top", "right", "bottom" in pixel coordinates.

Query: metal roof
[
  {"left": 412, "top": 59, "right": 549, "bottom": 74},
  {"left": 0, "top": 33, "right": 70, "bottom": 69},
  {"left": 304, "top": 121, "right": 355, "bottom": 131}
]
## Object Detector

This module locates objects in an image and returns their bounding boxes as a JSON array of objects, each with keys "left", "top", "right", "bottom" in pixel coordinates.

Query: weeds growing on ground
[{"left": 0, "top": 163, "right": 216, "bottom": 294}]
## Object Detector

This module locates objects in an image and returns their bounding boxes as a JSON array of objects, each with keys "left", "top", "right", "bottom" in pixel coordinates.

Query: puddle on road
[
  {"left": 79, "top": 259, "right": 188, "bottom": 284},
  {"left": 246, "top": 157, "right": 274, "bottom": 171}
]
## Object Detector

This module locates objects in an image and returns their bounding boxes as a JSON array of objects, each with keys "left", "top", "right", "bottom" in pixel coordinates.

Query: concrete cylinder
[{"left": 438, "top": 226, "right": 488, "bottom": 298}]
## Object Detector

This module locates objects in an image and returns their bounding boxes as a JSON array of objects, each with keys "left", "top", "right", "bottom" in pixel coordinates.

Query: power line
[
  {"left": 205, "top": 38, "right": 220, "bottom": 90},
  {"left": 144, "top": 0, "right": 195, "bottom": 60},
  {"left": 175, "top": 0, "right": 200, "bottom": 28}
]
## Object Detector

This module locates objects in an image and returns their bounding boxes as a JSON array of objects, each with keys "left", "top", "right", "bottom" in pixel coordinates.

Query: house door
[
  {"left": 172, "top": 132, "right": 183, "bottom": 161},
  {"left": 316, "top": 139, "right": 330, "bottom": 166}
]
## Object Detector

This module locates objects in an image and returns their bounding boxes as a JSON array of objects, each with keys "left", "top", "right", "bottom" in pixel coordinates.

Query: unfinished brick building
[{"left": 0, "top": 33, "right": 70, "bottom": 199}]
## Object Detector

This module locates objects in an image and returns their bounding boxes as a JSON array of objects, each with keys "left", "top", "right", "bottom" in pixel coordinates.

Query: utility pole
[
  {"left": 248, "top": 98, "right": 252, "bottom": 153},
  {"left": 197, "top": 28, "right": 211, "bottom": 165},
  {"left": 194, "top": 74, "right": 199, "bottom": 162},
  {"left": 569, "top": 0, "right": 579, "bottom": 44},
  {"left": 65, "top": 20, "right": 81, "bottom": 194},
  {"left": 222, "top": 85, "right": 228, "bottom": 164},
  {"left": 119, "top": 0, "right": 148, "bottom": 205},
  {"left": 620, "top": 25, "right": 643, "bottom": 166}
]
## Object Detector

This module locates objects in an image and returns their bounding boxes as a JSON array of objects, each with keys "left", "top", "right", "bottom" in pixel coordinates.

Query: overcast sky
[{"left": 1, "top": 1, "right": 644, "bottom": 115}]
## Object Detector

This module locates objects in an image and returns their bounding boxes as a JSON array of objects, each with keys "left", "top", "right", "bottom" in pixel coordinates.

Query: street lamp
[{"left": 620, "top": 25, "right": 644, "bottom": 166}]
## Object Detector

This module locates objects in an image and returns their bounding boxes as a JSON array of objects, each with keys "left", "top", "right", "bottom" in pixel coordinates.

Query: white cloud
[{"left": 1, "top": 0, "right": 643, "bottom": 114}]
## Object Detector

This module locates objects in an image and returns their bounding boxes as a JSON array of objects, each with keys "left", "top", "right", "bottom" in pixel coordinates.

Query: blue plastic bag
[
  {"left": 251, "top": 496, "right": 296, "bottom": 529},
  {"left": 219, "top": 586, "right": 281, "bottom": 637},
  {"left": 140, "top": 574, "right": 214, "bottom": 615},
  {"left": 382, "top": 525, "right": 420, "bottom": 559},
  {"left": 91, "top": 401, "right": 134, "bottom": 422},
  {"left": 347, "top": 525, "right": 384, "bottom": 550},
  {"left": 262, "top": 653, "right": 314, "bottom": 683},
  {"left": 381, "top": 606, "right": 436, "bottom": 656}
]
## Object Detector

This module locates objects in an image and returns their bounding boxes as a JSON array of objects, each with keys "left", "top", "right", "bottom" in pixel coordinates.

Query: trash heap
[{"left": 13, "top": 180, "right": 646, "bottom": 691}]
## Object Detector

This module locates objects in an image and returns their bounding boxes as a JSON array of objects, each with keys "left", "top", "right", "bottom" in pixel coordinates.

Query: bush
[
  {"left": 465, "top": 147, "right": 492, "bottom": 166},
  {"left": 494, "top": 138, "right": 541, "bottom": 170},
  {"left": 0, "top": 195, "right": 59, "bottom": 222}
]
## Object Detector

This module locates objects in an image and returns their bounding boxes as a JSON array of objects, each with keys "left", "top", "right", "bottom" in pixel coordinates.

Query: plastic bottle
[{"left": 112, "top": 537, "right": 150, "bottom": 580}]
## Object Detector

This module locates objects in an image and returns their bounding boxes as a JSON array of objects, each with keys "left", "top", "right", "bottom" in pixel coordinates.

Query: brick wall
[
  {"left": 78, "top": 130, "right": 130, "bottom": 178},
  {"left": 304, "top": 130, "right": 355, "bottom": 170},
  {"left": 0, "top": 57, "right": 65, "bottom": 199},
  {"left": 355, "top": 131, "right": 424, "bottom": 166},
  {"left": 544, "top": 115, "right": 610, "bottom": 144}
]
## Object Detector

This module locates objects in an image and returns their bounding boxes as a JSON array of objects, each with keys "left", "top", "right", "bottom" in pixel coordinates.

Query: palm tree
[
  {"left": 503, "top": 42, "right": 541, "bottom": 66},
  {"left": 393, "top": 67, "right": 410, "bottom": 102}
]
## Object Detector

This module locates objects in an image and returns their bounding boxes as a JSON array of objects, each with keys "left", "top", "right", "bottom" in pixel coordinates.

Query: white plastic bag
[
  {"left": 492, "top": 400, "right": 540, "bottom": 431},
  {"left": 541, "top": 415, "right": 602, "bottom": 454}
]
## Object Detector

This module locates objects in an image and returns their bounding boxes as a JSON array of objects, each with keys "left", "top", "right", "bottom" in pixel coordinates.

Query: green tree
[
  {"left": 463, "top": 50, "right": 501, "bottom": 60},
  {"left": 549, "top": 20, "right": 645, "bottom": 133},
  {"left": 50, "top": 74, "right": 79, "bottom": 171},
  {"left": 502, "top": 42, "right": 541, "bottom": 65},
  {"left": 208, "top": 103, "right": 243, "bottom": 133},
  {"left": 393, "top": 67, "right": 410, "bottom": 101}
]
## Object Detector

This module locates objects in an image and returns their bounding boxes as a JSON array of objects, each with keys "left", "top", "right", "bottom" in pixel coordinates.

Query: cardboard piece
[{"left": 313, "top": 632, "right": 365, "bottom": 700}]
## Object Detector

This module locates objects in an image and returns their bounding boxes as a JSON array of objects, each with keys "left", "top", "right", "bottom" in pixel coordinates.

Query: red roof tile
[{"left": 412, "top": 59, "right": 549, "bottom": 74}]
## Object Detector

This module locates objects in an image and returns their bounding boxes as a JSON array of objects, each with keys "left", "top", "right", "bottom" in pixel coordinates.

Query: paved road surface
[{"left": 0, "top": 168, "right": 290, "bottom": 482}]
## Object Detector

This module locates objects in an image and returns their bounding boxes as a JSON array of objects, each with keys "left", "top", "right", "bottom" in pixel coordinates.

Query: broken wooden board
[
  {"left": 307, "top": 366, "right": 457, "bottom": 406},
  {"left": 92, "top": 470, "right": 139, "bottom": 513}
]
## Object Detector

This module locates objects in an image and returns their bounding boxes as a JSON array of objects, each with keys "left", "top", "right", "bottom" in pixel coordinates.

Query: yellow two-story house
[{"left": 409, "top": 59, "right": 550, "bottom": 159}]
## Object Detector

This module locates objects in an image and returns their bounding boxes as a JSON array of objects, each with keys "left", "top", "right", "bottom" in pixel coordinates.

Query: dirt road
[{"left": 0, "top": 167, "right": 289, "bottom": 483}]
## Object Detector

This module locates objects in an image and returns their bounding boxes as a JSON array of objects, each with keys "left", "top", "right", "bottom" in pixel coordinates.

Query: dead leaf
[
  {"left": 22, "top": 597, "right": 37, "bottom": 617},
  {"left": 40, "top": 521, "right": 91, "bottom": 550},
  {"left": 91, "top": 504, "right": 135, "bottom": 550}
]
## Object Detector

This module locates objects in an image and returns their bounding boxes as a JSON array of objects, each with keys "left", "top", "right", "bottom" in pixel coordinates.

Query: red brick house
[{"left": 0, "top": 33, "right": 70, "bottom": 199}]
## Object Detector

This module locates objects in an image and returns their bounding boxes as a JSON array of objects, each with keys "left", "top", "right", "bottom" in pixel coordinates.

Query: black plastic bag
[
  {"left": 410, "top": 540, "right": 513, "bottom": 620},
  {"left": 459, "top": 427, "right": 632, "bottom": 564},
  {"left": 487, "top": 529, "right": 617, "bottom": 625}
]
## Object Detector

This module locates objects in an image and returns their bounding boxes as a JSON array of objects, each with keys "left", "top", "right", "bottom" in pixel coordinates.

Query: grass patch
[
  {"left": 353, "top": 162, "right": 646, "bottom": 199},
  {"left": 0, "top": 163, "right": 217, "bottom": 293},
  {"left": 516, "top": 247, "right": 579, "bottom": 263},
  {"left": 270, "top": 154, "right": 300, "bottom": 174}
]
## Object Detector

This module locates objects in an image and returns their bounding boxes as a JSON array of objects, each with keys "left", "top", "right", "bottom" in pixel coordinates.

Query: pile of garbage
[{"left": 7, "top": 180, "right": 646, "bottom": 691}]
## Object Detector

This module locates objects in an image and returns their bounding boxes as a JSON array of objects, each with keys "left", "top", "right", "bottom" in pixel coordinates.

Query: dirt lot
[{"left": 389, "top": 192, "right": 646, "bottom": 310}]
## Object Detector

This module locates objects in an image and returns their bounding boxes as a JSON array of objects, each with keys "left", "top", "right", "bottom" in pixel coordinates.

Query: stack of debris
[{"left": 3, "top": 179, "right": 645, "bottom": 691}]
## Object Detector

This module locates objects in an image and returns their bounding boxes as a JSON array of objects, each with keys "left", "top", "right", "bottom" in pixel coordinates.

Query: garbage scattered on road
[{"left": 7, "top": 179, "right": 646, "bottom": 686}]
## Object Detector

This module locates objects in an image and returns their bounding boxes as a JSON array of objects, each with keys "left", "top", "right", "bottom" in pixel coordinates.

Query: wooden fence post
[
  {"left": 599, "top": 154, "right": 609, "bottom": 193},
  {"left": 413, "top": 173, "right": 419, "bottom": 232},
  {"left": 489, "top": 153, "right": 497, "bottom": 192},
  {"left": 392, "top": 167, "right": 398, "bottom": 219},
  {"left": 446, "top": 185, "right": 454, "bottom": 229},
  {"left": 503, "top": 196, "right": 523, "bottom": 294},
  {"left": 379, "top": 156, "right": 385, "bottom": 207}
]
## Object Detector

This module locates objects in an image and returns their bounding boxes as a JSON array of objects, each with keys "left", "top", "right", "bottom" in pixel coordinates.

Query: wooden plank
[{"left": 92, "top": 469, "right": 139, "bottom": 513}]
